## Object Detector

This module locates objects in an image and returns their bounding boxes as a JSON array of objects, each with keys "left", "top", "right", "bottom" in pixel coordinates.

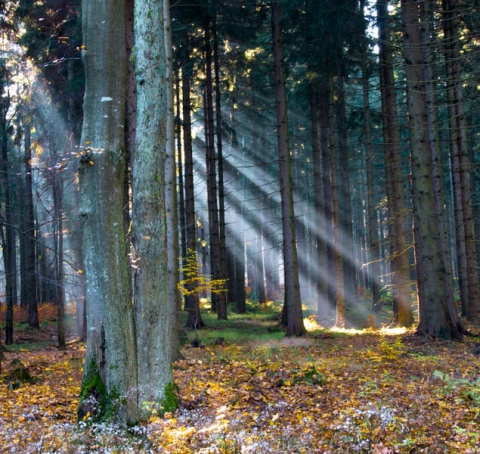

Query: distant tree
[
  {"left": 180, "top": 38, "right": 204, "bottom": 329},
  {"left": 19, "top": 113, "right": 38, "bottom": 323},
  {"left": 359, "top": 0, "right": 381, "bottom": 313},
  {"left": 204, "top": 13, "right": 227, "bottom": 320}
]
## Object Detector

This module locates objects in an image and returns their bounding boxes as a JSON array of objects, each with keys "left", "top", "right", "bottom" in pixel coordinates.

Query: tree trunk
[
  {"left": 212, "top": 2, "right": 229, "bottom": 312},
  {"left": 182, "top": 46, "right": 204, "bottom": 329},
  {"left": 164, "top": 0, "right": 184, "bottom": 360},
  {"left": 335, "top": 62, "right": 358, "bottom": 313},
  {"left": 204, "top": 20, "right": 227, "bottom": 320},
  {"left": 443, "top": 0, "right": 479, "bottom": 322},
  {"left": 52, "top": 169, "right": 66, "bottom": 350},
  {"left": 401, "top": 0, "right": 462, "bottom": 339},
  {"left": 0, "top": 68, "right": 17, "bottom": 343},
  {"left": 377, "top": 0, "right": 414, "bottom": 326},
  {"left": 78, "top": 0, "right": 138, "bottom": 424},
  {"left": 319, "top": 80, "right": 336, "bottom": 319},
  {"left": 272, "top": 2, "right": 305, "bottom": 337},
  {"left": 360, "top": 2, "right": 382, "bottom": 312},
  {"left": 133, "top": 0, "right": 175, "bottom": 414},
  {"left": 21, "top": 116, "right": 38, "bottom": 317},
  {"left": 309, "top": 80, "right": 329, "bottom": 319}
]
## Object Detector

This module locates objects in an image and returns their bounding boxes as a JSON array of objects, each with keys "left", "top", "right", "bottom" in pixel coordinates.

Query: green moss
[
  {"left": 78, "top": 358, "right": 126, "bottom": 423},
  {"left": 139, "top": 381, "right": 178, "bottom": 420},
  {"left": 161, "top": 381, "right": 178, "bottom": 413}
]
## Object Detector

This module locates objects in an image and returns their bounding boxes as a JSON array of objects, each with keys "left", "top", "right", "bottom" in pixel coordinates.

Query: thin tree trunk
[
  {"left": 272, "top": 2, "right": 305, "bottom": 337},
  {"left": 22, "top": 117, "right": 38, "bottom": 316},
  {"left": 0, "top": 79, "right": 17, "bottom": 343},
  {"left": 182, "top": 47, "right": 204, "bottom": 329},
  {"left": 212, "top": 1, "right": 229, "bottom": 311},
  {"left": 310, "top": 80, "right": 329, "bottom": 319},
  {"left": 335, "top": 63, "right": 357, "bottom": 312},
  {"left": 360, "top": 6, "right": 382, "bottom": 312},
  {"left": 319, "top": 80, "right": 336, "bottom": 319},
  {"left": 204, "top": 20, "right": 227, "bottom": 320},
  {"left": 164, "top": 0, "right": 184, "bottom": 360},
  {"left": 52, "top": 171, "right": 66, "bottom": 350}
]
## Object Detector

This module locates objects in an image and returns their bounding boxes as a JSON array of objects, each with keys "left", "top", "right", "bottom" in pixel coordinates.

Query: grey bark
[
  {"left": 133, "top": 0, "right": 175, "bottom": 412},
  {"left": 78, "top": 0, "right": 138, "bottom": 424},
  {"left": 164, "top": 0, "right": 184, "bottom": 360}
]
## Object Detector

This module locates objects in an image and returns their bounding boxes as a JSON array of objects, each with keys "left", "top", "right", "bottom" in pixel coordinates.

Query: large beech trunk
[{"left": 78, "top": 0, "right": 138, "bottom": 425}]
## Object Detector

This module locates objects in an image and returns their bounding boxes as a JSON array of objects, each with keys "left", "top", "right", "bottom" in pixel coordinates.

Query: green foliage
[
  {"left": 433, "top": 370, "right": 480, "bottom": 405},
  {"left": 293, "top": 362, "right": 326, "bottom": 386},
  {"left": 178, "top": 248, "right": 228, "bottom": 297},
  {"left": 365, "top": 337, "right": 406, "bottom": 362}
]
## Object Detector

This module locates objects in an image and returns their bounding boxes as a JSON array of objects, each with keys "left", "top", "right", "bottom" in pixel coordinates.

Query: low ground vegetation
[{"left": 0, "top": 303, "right": 479, "bottom": 453}]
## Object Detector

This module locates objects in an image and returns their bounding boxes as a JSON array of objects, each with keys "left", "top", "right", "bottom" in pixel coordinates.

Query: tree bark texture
[
  {"left": 164, "top": 0, "right": 184, "bottom": 361},
  {"left": 78, "top": 0, "right": 138, "bottom": 424},
  {"left": 133, "top": 0, "right": 175, "bottom": 412},
  {"left": 402, "top": 0, "right": 462, "bottom": 339}
]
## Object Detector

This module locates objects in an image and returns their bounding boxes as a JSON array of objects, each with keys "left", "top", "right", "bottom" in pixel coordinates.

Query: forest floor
[{"left": 1, "top": 304, "right": 480, "bottom": 453}]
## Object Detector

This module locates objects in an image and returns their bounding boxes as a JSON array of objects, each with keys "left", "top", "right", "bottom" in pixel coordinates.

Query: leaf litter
[{"left": 0, "top": 330, "right": 480, "bottom": 453}]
